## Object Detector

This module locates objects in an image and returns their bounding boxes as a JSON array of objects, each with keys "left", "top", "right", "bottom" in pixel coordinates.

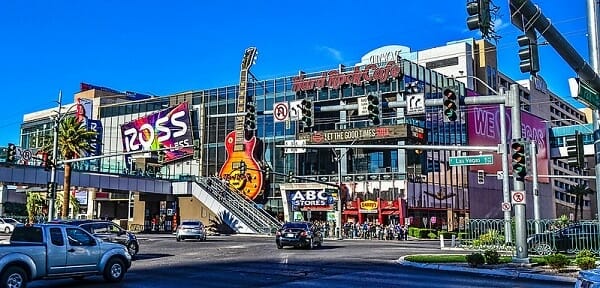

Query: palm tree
[
  {"left": 26, "top": 192, "right": 45, "bottom": 223},
  {"left": 54, "top": 190, "right": 81, "bottom": 218},
  {"left": 43, "top": 116, "right": 96, "bottom": 219},
  {"left": 566, "top": 184, "right": 595, "bottom": 221}
]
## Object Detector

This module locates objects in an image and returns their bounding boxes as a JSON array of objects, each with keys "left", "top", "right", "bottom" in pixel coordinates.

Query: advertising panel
[
  {"left": 289, "top": 190, "right": 335, "bottom": 211},
  {"left": 120, "top": 102, "right": 193, "bottom": 163},
  {"left": 466, "top": 103, "right": 549, "bottom": 183}
]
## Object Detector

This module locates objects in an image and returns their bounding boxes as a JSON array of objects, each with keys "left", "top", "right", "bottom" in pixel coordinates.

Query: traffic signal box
[
  {"left": 442, "top": 87, "right": 459, "bottom": 122},
  {"left": 6, "top": 143, "right": 16, "bottom": 163},
  {"left": 566, "top": 131, "right": 585, "bottom": 169},
  {"left": 466, "top": 0, "right": 492, "bottom": 37},
  {"left": 511, "top": 140, "right": 528, "bottom": 182},
  {"left": 517, "top": 32, "right": 540, "bottom": 74},
  {"left": 367, "top": 94, "right": 381, "bottom": 126},
  {"left": 300, "top": 98, "right": 314, "bottom": 128},
  {"left": 245, "top": 102, "right": 257, "bottom": 130}
]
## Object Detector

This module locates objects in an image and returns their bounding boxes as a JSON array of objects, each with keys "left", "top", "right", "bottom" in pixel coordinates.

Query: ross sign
[
  {"left": 357, "top": 96, "right": 369, "bottom": 116},
  {"left": 406, "top": 93, "right": 425, "bottom": 115},
  {"left": 292, "top": 61, "right": 402, "bottom": 92},
  {"left": 273, "top": 102, "right": 289, "bottom": 122},
  {"left": 501, "top": 202, "right": 512, "bottom": 212},
  {"left": 120, "top": 102, "right": 193, "bottom": 163},
  {"left": 284, "top": 140, "right": 306, "bottom": 154},
  {"left": 289, "top": 100, "right": 303, "bottom": 121},
  {"left": 511, "top": 190, "right": 526, "bottom": 205},
  {"left": 577, "top": 80, "right": 600, "bottom": 109},
  {"left": 448, "top": 155, "right": 494, "bottom": 167},
  {"left": 298, "top": 125, "right": 407, "bottom": 144}
]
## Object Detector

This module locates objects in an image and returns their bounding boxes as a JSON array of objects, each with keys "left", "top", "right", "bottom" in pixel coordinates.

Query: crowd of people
[{"left": 310, "top": 220, "right": 409, "bottom": 240}]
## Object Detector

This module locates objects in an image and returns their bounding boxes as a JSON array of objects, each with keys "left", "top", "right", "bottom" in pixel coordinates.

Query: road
[{"left": 0, "top": 234, "right": 572, "bottom": 288}]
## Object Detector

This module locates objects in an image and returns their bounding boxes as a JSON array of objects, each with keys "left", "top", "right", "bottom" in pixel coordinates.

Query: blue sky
[{"left": 0, "top": 0, "right": 590, "bottom": 146}]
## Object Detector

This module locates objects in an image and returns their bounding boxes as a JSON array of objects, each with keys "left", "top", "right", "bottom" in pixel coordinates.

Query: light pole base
[{"left": 511, "top": 257, "right": 530, "bottom": 264}]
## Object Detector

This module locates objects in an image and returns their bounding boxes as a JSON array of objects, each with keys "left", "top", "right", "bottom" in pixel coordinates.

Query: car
[
  {"left": 52, "top": 220, "right": 140, "bottom": 257},
  {"left": 175, "top": 220, "right": 207, "bottom": 241},
  {"left": 0, "top": 217, "right": 21, "bottom": 234},
  {"left": 527, "top": 223, "right": 600, "bottom": 255},
  {"left": 275, "top": 221, "right": 323, "bottom": 249}
]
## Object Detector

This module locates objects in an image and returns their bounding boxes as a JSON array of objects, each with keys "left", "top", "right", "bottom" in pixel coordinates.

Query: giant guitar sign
[{"left": 219, "top": 47, "right": 263, "bottom": 200}]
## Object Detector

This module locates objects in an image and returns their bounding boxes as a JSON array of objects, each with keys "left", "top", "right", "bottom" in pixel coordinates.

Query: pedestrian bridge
[{"left": 0, "top": 164, "right": 171, "bottom": 194}]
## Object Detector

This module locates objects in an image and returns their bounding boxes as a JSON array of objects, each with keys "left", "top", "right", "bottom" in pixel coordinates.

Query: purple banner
[
  {"left": 467, "top": 104, "right": 549, "bottom": 183},
  {"left": 121, "top": 102, "right": 193, "bottom": 163}
]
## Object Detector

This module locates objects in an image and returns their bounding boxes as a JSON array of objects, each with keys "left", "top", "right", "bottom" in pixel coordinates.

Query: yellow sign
[{"left": 360, "top": 200, "right": 378, "bottom": 210}]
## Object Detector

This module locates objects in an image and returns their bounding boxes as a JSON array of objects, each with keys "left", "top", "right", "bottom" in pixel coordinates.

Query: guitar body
[{"left": 219, "top": 130, "right": 263, "bottom": 200}]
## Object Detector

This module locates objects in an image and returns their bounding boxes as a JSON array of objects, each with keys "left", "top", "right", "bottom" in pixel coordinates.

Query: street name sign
[
  {"left": 448, "top": 155, "right": 494, "bottom": 167},
  {"left": 576, "top": 80, "right": 600, "bottom": 110},
  {"left": 284, "top": 140, "right": 306, "bottom": 154}
]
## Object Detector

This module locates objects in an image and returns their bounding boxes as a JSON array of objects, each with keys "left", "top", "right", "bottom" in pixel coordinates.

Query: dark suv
[
  {"left": 53, "top": 220, "right": 139, "bottom": 257},
  {"left": 527, "top": 223, "right": 599, "bottom": 255},
  {"left": 275, "top": 221, "right": 323, "bottom": 249}
]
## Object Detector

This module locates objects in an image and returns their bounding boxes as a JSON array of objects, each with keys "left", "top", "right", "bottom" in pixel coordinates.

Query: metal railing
[
  {"left": 194, "top": 176, "right": 280, "bottom": 234},
  {"left": 455, "top": 218, "right": 600, "bottom": 256}
]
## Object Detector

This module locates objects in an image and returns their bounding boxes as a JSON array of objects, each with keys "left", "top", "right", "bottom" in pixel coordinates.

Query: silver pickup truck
[{"left": 0, "top": 223, "right": 131, "bottom": 288}]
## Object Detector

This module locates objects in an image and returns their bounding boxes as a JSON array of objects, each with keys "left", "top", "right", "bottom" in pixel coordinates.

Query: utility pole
[
  {"left": 511, "top": 84, "right": 529, "bottom": 262},
  {"left": 48, "top": 91, "right": 63, "bottom": 221},
  {"left": 531, "top": 139, "right": 540, "bottom": 234},
  {"left": 587, "top": 0, "right": 600, "bottom": 221},
  {"left": 499, "top": 99, "right": 512, "bottom": 244}
]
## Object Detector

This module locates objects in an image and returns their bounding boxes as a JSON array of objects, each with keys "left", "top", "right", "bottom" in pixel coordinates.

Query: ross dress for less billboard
[
  {"left": 467, "top": 105, "right": 549, "bottom": 183},
  {"left": 120, "top": 102, "right": 194, "bottom": 163}
]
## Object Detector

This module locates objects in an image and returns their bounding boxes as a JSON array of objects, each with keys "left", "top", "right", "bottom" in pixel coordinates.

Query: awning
[
  {"left": 381, "top": 210, "right": 400, "bottom": 215},
  {"left": 342, "top": 210, "right": 359, "bottom": 215}
]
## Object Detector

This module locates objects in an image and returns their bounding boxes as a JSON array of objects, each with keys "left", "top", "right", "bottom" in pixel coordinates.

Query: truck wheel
[
  {"left": 2, "top": 266, "right": 28, "bottom": 288},
  {"left": 127, "top": 242, "right": 139, "bottom": 257},
  {"left": 103, "top": 258, "right": 125, "bottom": 283}
]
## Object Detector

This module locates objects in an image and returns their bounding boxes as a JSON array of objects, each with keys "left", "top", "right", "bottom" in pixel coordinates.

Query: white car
[{"left": 0, "top": 218, "right": 21, "bottom": 234}]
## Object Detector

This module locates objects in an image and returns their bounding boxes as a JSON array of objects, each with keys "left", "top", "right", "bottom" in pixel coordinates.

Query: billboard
[
  {"left": 120, "top": 102, "right": 194, "bottom": 163},
  {"left": 467, "top": 104, "right": 549, "bottom": 183}
]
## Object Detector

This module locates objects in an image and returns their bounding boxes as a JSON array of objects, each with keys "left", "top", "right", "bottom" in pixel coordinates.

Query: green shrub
[
  {"left": 427, "top": 232, "right": 438, "bottom": 239},
  {"left": 577, "top": 249, "right": 596, "bottom": 259},
  {"left": 478, "top": 229, "right": 503, "bottom": 245},
  {"left": 484, "top": 249, "right": 500, "bottom": 265},
  {"left": 408, "top": 227, "right": 419, "bottom": 237},
  {"left": 457, "top": 232, "right": 468, "bottom": 240},
  {"left": 438, "top": 231, "right": 454, "bottom": 239},
  {"left": 576, "top": 257, "right": 597, "bottom": 270},
  {"left": 418, "top": 229, "right": 435, "bottom": 239},
  {"left": 544, "top": 254, "right": 570, "bottom": 270},
  {"left": 465, "top": 253, "right": 485, "bottom": 267}
]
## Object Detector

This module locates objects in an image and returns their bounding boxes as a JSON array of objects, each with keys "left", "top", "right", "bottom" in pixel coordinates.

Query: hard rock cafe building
[{"left": 22, "top": 45, "right": 472, "bottom": 232}]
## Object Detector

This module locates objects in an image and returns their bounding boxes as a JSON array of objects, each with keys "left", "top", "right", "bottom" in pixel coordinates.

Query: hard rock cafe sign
[{"left": 292, "top": 61, "right": 402, "bottom": 92}]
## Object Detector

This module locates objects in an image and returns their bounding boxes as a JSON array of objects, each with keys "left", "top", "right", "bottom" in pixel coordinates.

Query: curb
[{"left": 397, "top": 255, "right": 577, "bottom": 284}]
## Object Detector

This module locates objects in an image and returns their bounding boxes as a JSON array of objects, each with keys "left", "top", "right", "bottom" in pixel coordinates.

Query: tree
[
  {"left": 566, "top": 184, "right": 595, "bottom": 221},
  {"left": 54, "top": 190, "right": 81, "bottom": 218},
  {"left": 26, "top": 192, "right": 45, "bottom": 223},
  {"left": 43, "top": 116, "right": 96, "bottom": 219}
]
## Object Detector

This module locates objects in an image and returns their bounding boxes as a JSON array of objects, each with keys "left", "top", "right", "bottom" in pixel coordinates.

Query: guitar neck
[{"left": 234, "top": 69, "right": 248, "bottom": 150}]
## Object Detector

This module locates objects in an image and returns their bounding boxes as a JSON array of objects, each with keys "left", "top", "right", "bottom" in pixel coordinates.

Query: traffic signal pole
[
  {"left": 48, "top": 91, "right": 63, "bottom": 221},
  {"left": 510, "top": 84, "right": 529, "bottom": 262}
]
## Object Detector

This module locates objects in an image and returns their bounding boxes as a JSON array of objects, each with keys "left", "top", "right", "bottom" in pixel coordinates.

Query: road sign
[
  {"left": 273, "top": 102, "right": 289, "bottom": 122},
  {"left": 501, "top": 202, "right": 512, "bottom": 212},
  {"left": 576, "top": 80, "right": 600, "bottom": 109},
  {"left": 357, "top": 96, "right": 369, "bottom": 116},
  {"left": 289, "top": 100, "right": 303, "bottom": 120},
  {"left": 511, "top": 190, "right": 526, "bottom": 205},
  {"left": 406, "top": 93, "right": 425, "bottom": 115},
  {"left": 21, "top": 149, "right": 33, "bottom": 161},
  {"left": 284, "top": 140, "right": 306, "bottom": 154},
  {"left": 448, "top": 155, "right": 494, "bottom": 167}
]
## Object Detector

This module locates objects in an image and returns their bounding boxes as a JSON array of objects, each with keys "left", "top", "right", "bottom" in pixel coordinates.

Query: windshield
[
  {"left": 181, "top": 221, "right": 202, "bottom": 226},
  {"left": 282, "top": 223, "right": 309, "bottom": 229},
  {"left": 3, "top": 218, "right": 18, "bottom": 224}
]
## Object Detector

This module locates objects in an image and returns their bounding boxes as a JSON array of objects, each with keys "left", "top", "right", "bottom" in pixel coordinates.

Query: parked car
[
  {"left": 0, "top": 223, "right": 131, "bottom": 288},
  {"left": 0, "top": 217, "right": 21, "bottom": 233},
  {"left": 52, "top": 220, "right": 139, "bottom": 257},
  {"left": 527, "top": 223, "right": 599, "bottom": 255},
  {"left": 576, "top": 269, "right": 600, "bottom": 288},
  {"left": 275, "top": 221, "right": 323, "bottom": 249},
  {"left": 175, "top": 220, "right": 207, "bottom": 241}
]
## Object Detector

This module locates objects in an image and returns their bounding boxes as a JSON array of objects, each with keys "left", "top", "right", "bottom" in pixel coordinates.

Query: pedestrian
[
  {"left": 398, "top": 224, "right": 404, "bottom": 241},
  {"left": 403, "top": 225, "right": 408, "bottom": 240}
]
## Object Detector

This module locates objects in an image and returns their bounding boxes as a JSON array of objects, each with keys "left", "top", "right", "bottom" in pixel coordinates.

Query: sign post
[{"left": 448, "top": 155, "right": 494, "bottom": 167}]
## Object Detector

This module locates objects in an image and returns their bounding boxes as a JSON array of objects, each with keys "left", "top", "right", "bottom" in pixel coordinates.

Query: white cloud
[
  {"left": 318, "top": 46, "right": 343, "bottom": 62},
  {"left": 493, "top": 18, "right": 510, "bottom": 31}
]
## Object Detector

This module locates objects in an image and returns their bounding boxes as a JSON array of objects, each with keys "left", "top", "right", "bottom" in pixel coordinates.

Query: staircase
[{"left": 194, "top": 176, "right": 281, "bottom": 234}]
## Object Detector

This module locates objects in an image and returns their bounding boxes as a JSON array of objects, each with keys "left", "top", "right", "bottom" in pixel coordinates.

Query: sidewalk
[{"left": 397, "top": 255, "right": 577, "bottom": 284}]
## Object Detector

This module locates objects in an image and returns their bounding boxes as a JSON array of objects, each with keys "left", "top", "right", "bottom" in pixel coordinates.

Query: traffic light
[
  {"left": 239, "top": 161, "right": 247, "bottom": 175},
  {"left": 157, "top": 150, "right": 166, "bottom": 163},
  {"left": 300, "top": 98, "right": 314, "bottom": 129},
  {"left": 41, "top": 153, "right": 51, "bottom": 171},
  {"left": 6, "top": 143, "right": 16, "bottom": 163},
  {"left": 442, "top": 87, "right": 459, "bottom": 122},
  {"left": 466, "top": 0, "right": 491, "bottom": 37},
  {"left": 477, "top": 170, "right": 485, "bottom": 185},
  {"left": 47, "top": 182, "right": 55, "bottom": 198},
  {"left": 405, "top": 81, "right": 419, "bottom": 94},
  {"left": 193, "top": 139, "right": 200, "bottom": 160},
  {"left": 511, "top": 140, "right": 527, "bottom": 182},
  {"left": 245, "top": 102, "right": 257, "bottom": 130},
  {"left": 566, "top": 131, "right": 585, "bottom": 169},
  {"left": 287, "top": 170, "right": 295, "bottom": 183},
  {"left": 517, "top": 32, "right": 540, "bottom": 74},
  {"left": 367, "top": 94, "right": 381, "bottom": 126}
]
